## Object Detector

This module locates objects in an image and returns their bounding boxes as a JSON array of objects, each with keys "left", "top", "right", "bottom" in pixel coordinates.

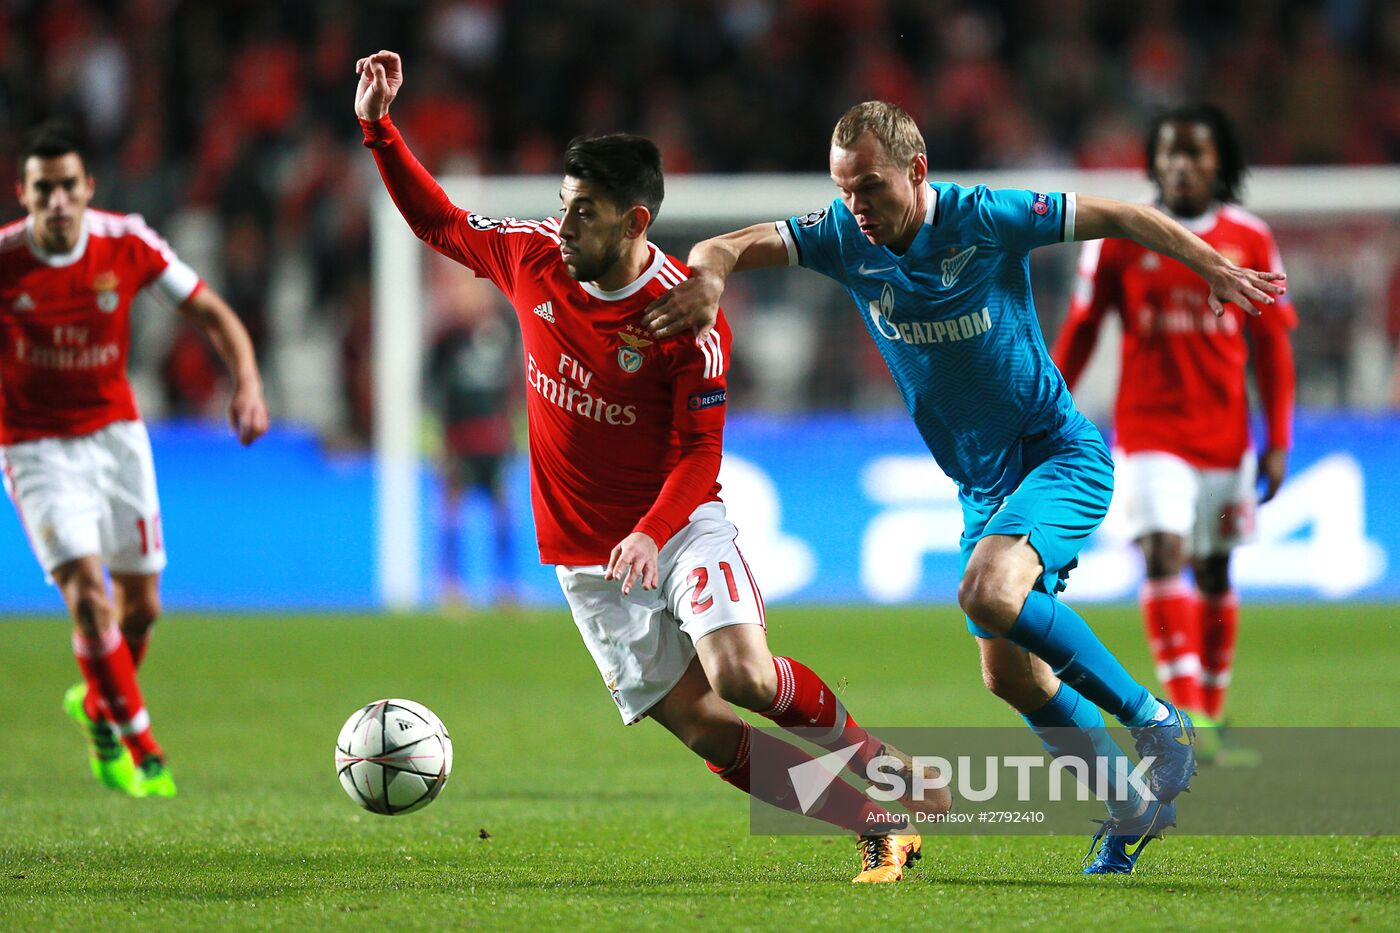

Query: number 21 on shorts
[{"left": 686, "top": 561, "right": 741, "bottom": 614}]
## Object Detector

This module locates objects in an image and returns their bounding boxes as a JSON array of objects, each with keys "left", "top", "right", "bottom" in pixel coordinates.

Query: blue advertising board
[{"left": 1, "top": 413, "right": 1396, "bottom": 611}]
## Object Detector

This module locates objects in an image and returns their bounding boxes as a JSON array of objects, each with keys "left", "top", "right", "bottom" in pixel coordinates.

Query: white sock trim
[
  {"left": 71, "top": 626, "right": 123, "bottom": 658},
  {"left": 1154, "top": 654, "right": 1203, "bottom": 682},
  {"left": 1201, "top": 670, "right": 1233, "bottom": 688},
  {"left": 115, "top": 707, "right": 150, "bottom": 736},
  {"left": 766, "top": 657, "right": 796, "bottom": 717}
]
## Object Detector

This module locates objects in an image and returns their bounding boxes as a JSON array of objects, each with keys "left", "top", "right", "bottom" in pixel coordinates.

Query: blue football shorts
[{"left": 958, "top": 417, "right": 1114, "bottom": 638}]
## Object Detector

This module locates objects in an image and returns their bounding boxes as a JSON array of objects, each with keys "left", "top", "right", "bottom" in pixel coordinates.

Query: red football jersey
[
  {"left": 366, "top": 116, "right": 728, "bottom": 564},
  {"left": 1053, "top": 204, "right": 1296, "bottom": 469},
  {"left": 0, "top": 211, "right": 202, "bottom": 444}
]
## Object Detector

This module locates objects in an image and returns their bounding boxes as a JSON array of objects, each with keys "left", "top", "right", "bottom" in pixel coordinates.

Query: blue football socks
[
  {"left": 1008, "top": 589, "right": 1163, "bottom": 728},
  {"left": 1022, "top": 683, "right": 1145, "bottom": 821}
]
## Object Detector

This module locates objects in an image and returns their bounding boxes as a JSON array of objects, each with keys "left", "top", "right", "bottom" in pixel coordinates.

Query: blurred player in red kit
[
  {"left": 0, "top": 123, "right": 269, "bottom": 797},
  {"left": 357, "top": 50, "right": 946, "bottom": 882},
  {"left": 1053, "top": 104, "right": 1296, "bottom": 741}
]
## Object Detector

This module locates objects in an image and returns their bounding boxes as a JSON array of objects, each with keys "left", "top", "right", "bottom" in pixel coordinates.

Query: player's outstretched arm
[
  {"left": 1074, "top": 195, "right": 1287, "bottom": 317},
  {"left": 643, "top": 223, "right": 789, "bottom": 339},
  {"left": 356, "top": 51, "right": 499, "bottom": 272},
  {"left": 178, "top": 287, "right": 269, "bottom": 446}
]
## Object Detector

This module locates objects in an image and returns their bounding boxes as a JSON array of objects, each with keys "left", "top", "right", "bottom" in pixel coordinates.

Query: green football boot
[
  {"left": 1187, "top": 709, "right": 1222, "bottom": 764},
  {"left": 137, "top": 755, "right": 178, "bottom": 799},
  {"left": 63, "top": 682, "right": 140, "bottom": 795}
]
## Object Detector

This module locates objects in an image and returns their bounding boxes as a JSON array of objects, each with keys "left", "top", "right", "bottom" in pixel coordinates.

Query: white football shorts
[
  {"left": 1116, "top": 449, "right": 1256, "bottom": 556},
  {"left": 555, "top": 502, "right": 766, "bottom": 725},
  {"left": 2, "top": 419, "right": 167, "bottom": 578}
]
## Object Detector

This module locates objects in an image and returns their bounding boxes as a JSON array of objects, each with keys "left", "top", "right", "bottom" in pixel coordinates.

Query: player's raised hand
[
  {"left": 1204, "top": 258, "right": 1287, "bottom": 318},
  {"left": 230, "top": 381, "right": 270, "bottom": 447},
  {"left": 605, "top": 532, "right": 660, "bottom": 596},
  {"left": 642, "top": 272, "right": 723, "bottom": 340},
  {"left": 355, "top": 50, "right": 404, "bottom": 121}
]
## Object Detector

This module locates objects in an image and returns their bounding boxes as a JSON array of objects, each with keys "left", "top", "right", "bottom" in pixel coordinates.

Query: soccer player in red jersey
[
  {"left": 357, "top": 50, "right": 945, "bottom": 882},
  {"left": 1, "top": 123, "right": 269, "bottom": 797},
  {"left": 1052, "top": 104, "right": 1296, "bottom": 738}
]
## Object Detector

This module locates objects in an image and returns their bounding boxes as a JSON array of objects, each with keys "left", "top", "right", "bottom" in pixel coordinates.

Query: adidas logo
[
  {"left": 14, "top": 292, "right": 33, "bottom": 312},
  {"left": 941, "top": 245, "right": 977, "bottom": 287},
  {"left": 533, "top": 301, "right": 555, "bottom": 323}
]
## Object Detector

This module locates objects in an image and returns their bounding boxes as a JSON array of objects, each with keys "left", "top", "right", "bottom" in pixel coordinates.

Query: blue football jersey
[{"left": 780, "top": 183, "right": 1087, "bottom": 498}]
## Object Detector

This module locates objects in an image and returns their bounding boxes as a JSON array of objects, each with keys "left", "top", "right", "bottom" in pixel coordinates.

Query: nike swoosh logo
[
  {"left": 1175, "top": 710, "right": 1195, "bottom": 746},
  {"left": 1123, "top": 806, "right": 1167, "bottom": 856},
  {"left": 858, "top": 263, "right": 895, "bottom": 275}
]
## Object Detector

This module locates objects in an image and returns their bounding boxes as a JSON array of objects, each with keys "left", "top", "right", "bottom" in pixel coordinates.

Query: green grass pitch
[{"left": 1, "top": 604, "right": 1396, "bottom": 930}]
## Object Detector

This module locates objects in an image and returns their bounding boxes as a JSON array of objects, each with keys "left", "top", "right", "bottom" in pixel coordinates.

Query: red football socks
[
  {"left": 73, "top": 626, "right": 162, "bottom": 762},
  {"left": 1141, "top": 576, "right": 1205, "bottom": 712},
  {"left": 706, "top": 721, "right": 892, "bottom": 833},
  {"left": 1199, "top": 590, "right": 1239, "bottom": 719},
  {"left": 761, "top": 656, "right": 883, "bottom": 768}
]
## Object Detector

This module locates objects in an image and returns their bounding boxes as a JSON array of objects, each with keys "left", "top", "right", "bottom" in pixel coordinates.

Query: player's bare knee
[
  {"left": 1193, "top": 555, "right": 1231, "bottom": 595},
  {"left": 958, "top": 571, "right": 1020, "bottom": 634},
  {"left": 1140, "top": 533, "right": 1187, "bottom": 579},
  {"left": 123, "top": 595, "right": 161, "bottom": 635},
  {"left": 70, "top": 586, "right": 114, "bottom": 640},
  {"left": 1143, "top": 551, "right": 1185, "bottom": 579},
  {"left": 710, "top": 657, "right": 777, "bottom": 711}
]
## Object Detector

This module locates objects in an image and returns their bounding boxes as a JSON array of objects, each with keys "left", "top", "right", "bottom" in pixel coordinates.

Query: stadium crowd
[{"left": 2, "top": 0, "right": 1399, "bottom": 439}]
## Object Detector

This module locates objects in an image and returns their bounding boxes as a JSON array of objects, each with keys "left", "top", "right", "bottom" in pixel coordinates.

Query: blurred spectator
[{"left": 0, "top": 0, "right": 1395, "bottom": 430}]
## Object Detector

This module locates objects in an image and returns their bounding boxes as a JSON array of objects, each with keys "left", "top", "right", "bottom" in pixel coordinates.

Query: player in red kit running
[
  {"left": 1052, "top": 104, "right": 1296, "bottom": 747},
  {"left": 1, "top": 123, "right": 269, "bottom": 797},
  {"left": 357, "top": 50, "right": 945, "bottom": 882}
]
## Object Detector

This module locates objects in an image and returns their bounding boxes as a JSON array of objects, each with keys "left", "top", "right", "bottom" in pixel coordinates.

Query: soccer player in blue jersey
[{"left": 644, "top": 101, "right": 1286, "bottom": 875}]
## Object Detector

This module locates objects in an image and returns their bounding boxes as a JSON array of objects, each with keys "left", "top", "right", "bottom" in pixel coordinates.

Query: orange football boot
[{"left": 852, "top": 831, "right": 922, "bottom": 883}]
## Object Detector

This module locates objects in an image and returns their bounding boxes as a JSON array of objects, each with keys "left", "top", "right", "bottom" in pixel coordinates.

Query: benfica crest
[
  {"left": 94, "top": 271, "right": 120, "bottom": 313},
  {"left": 617, "top": 329, "right": 652, "bottom": 373}
]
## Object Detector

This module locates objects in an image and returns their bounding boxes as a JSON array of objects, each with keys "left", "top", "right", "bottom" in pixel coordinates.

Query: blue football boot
[
  {"left": 1129, "top": 700, "right": 1197, "bottom": 802},
  {"left": 1082, "top": 799, "right": 1177, "bottom": 875}
]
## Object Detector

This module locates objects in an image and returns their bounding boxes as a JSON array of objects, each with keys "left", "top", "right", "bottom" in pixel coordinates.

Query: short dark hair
[
  {"left": 18, "top": 121, "right": 89, "bottom": 179},
  {"left": 562, "top": 134, "right": 664, "bottom": 226},
  {"left": 1145, "top": 103, "right": 1246, "bottom": 204}
]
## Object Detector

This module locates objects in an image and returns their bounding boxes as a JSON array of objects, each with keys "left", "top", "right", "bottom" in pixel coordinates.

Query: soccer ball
[{"left": 335, "top": 698, "right": 453, "bottom": 815}]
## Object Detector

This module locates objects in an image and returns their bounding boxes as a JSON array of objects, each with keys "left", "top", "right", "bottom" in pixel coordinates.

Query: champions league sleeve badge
[{"left": 466, "top": 213, "right": 504, "bottom": 231}]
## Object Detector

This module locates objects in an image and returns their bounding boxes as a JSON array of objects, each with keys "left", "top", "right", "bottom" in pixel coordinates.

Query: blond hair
[{"left": 831, "top": 101, "right": 926, "bottom": 168}]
